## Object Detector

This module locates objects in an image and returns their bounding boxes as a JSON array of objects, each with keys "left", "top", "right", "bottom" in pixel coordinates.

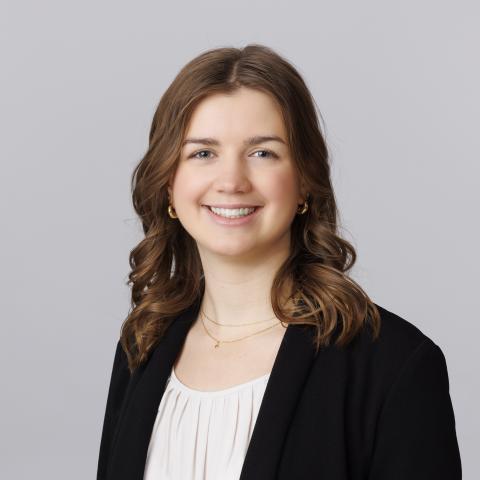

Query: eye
[
  {"left": 251, "top": 149, "right": 278, "bottom": 159},
  {"left": 188, "top": 149, "right": 279, "bottom": 160},
  {"left": 189, "top": 150, "right": 213, "bottom": 159}
]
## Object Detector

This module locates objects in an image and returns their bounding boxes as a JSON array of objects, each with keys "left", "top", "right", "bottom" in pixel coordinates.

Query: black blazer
[{"left": 97, "top": 300, "right": 462, "bottom": 479}]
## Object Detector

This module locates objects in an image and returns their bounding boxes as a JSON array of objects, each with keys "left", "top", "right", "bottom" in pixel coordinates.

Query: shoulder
[
  {"left": 371, "top": 302, "right": 430, "bottom": 348},
  {"left": 354, "top": 302, "right": 438, "bottom": 353},
  {"left": 356, "top": 306, "right": 462, "bottom": 477},
  {"left": 339, "top": 303, "right": 450, "bottom": 393}
]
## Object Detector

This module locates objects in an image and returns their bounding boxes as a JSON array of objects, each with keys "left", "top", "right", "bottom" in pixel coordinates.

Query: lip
[
  {"left": 203, "top": 204, "right": 261, "bottom": 208},
  {"left": 203, "top": 205, "right": 262, "bottom": 226}
]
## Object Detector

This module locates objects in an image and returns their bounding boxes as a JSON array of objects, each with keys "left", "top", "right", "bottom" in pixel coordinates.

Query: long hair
[{"left": 120, "top": 44, "right": 381, "bottom": 374}]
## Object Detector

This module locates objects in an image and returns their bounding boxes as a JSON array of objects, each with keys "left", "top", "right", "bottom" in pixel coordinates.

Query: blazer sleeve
[
  {"left": 96, "top": 340, "right": 131, "bottom": 480},
  {"left": 368, "top": 338, "right": 462, "bottom": 479}
]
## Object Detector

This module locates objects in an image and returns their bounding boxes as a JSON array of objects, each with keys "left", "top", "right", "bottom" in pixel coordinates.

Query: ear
[
  {"left": 298, "top": 182, "right": 308, "bottom": 204},
  {"left": 300, "top": 178, "right": 307, "bottom": 195}
]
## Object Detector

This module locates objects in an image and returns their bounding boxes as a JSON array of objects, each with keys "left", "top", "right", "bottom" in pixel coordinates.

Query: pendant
[{"left": 214, "top": 341, "right": 220, "bottom": 348}]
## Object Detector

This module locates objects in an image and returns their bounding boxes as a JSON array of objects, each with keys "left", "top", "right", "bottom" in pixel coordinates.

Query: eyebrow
[{"left": 182, "top": 135, "right": 287, "bottom": 147}]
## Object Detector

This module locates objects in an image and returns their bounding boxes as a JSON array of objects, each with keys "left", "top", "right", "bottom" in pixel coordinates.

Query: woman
[{"left": 96, "top": 44, "right": 462, "bottom": 480}]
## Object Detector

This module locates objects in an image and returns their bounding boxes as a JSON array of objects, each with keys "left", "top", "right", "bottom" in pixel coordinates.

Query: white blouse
[{"left": 143, "top": 366, "right": 271, "bottom": 480}]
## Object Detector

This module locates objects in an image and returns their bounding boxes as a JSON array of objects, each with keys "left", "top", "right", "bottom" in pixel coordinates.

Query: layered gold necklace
[{"left": 200, "top": 308, "right": 286, "bottom": 349}]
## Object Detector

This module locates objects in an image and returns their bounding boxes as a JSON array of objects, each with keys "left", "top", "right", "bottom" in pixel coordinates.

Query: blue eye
[
  {"left": 190, "top": 150, "right": 212, "bottom": 159},
  {"left": 252, "top": 150, "right": 278, "bottom": 159},
  {"left": 189, "top": 149, "right": 278, "bottom": 159}
]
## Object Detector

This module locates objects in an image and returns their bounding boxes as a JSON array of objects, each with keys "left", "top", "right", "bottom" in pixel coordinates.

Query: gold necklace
[
  {"left": 200, "top": 309, "right": 285, "bottom": 349},
  {"left": 201, "top": 308, "right": 279, "bottom": 326}
]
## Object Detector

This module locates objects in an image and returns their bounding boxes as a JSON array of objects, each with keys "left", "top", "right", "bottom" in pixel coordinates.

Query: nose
[{"left": 211, "top": 156, "right": 253, "bottom": 193}]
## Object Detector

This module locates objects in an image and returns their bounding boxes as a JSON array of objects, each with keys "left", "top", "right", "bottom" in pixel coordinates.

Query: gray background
[{"left": 1, "top": 0, "right": 478, "bottom": 478}]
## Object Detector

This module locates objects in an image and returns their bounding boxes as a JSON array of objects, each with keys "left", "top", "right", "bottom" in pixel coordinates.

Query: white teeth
[{"left": 209, "top": 206, "right": 256, "bottom": 218}]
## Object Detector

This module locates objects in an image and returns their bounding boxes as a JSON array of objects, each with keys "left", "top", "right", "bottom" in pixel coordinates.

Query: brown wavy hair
[{"left": 120, "top": 43, "right": 381, "bottom": 374}]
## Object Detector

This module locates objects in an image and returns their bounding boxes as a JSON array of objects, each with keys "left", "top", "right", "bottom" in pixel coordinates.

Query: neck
[{"left": 196, "top": 243, "right": 294, "bottom": 337}]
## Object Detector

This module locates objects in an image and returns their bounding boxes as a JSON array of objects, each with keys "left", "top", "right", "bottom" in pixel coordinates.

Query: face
[{"left": 168, "top": 87, "right": 306, "bottom": 262}]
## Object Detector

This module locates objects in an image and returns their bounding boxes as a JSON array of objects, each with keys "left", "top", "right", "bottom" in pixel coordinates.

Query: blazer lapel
[
  {"left": 239, "top": 321, "right": 317, "bottom": 479},
  {"left": 107, "top": 298, "right": 317, "bottom": 480}
]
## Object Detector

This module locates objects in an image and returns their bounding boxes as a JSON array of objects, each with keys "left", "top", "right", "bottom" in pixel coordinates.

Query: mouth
[
  {"left": 203, "top": 205, "right": 260, "bottom": 212},
  {"left": 202, "top": 205, "right": 262, "bottom": 220},
  {"left": 202, "top": 205, "right": 261, "bottom": 209}
]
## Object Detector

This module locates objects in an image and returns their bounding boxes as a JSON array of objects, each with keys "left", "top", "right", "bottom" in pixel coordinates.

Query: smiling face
[{"left": 168, "top": 87, "right": 305, "bottom": 262}]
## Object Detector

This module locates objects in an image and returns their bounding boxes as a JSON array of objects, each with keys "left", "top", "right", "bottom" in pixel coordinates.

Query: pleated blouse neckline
[
  {"left": 169, "top": 366, "right": 271, "bottom": 398},
  {"left": 143, "top": 365, "right": 272, "bottom": 479}
]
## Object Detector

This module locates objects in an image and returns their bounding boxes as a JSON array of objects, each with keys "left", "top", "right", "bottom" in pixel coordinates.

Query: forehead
[{"left": 184, "top": 88, "right": 287, "bottom": 140}]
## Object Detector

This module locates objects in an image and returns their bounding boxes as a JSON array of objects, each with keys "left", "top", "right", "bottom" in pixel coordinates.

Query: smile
[
  {"left": 203, "top": 205, "right": 262, "bottom": 226},
  {"left": 207, "top": 206, "right": 257, "bottom": 218}
]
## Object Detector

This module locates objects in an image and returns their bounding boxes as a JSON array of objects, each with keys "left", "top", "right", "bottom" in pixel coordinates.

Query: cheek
[
  {"left": 262, "top": 170, "right": 299, "bottom": 205},
  {"left": 172, "top": 169, "right": 204, "bottom": 206}
]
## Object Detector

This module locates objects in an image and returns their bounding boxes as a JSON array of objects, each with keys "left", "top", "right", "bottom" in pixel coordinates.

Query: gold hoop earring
[
  {"left": 296, "top": 200, "right": 308, "bottom": 215},
  {"left": 168, "top": 204, "right": 178, "bottom": 219}
]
